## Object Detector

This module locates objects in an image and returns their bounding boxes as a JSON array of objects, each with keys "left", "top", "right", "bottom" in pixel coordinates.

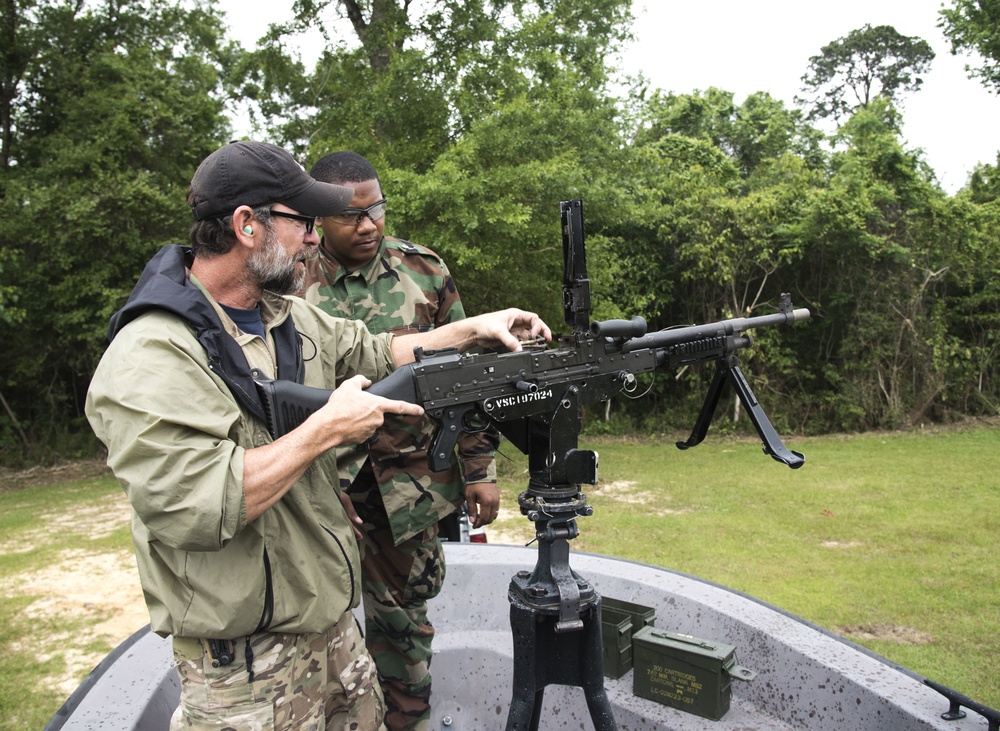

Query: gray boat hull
[{"left": 46, "top": 543, "right": 987, "bottom": 730}]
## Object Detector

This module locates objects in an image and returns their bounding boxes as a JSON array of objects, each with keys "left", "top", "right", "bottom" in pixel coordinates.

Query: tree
[
  {"left": 939, "top": 0, "right": 1000, "bottom": 93},
  {"left": 634, "top": 88, "right": 825, "bottom": 180},
  {"left": 792, "top": 100, "right": 964, "bottom": 429},
  {"left": 966, "top": 153, "right": 1000, "bottom": 203},
  {"left": 1, "top": 0, "right": 37, "bottom": 170},
  {"left": 941, "top": 192, "right": 1000, "bottom": 416},
  {"left": 0, "top": 0, "right": 240, "bottom": 461},
  {"left": 617, "top": 111, "right": 821, "bottom": 432},
  {"left": 633, "top": 87, "right": 739, "bottom": 150},
  {"left": 796, "top": 24, "right": 935, "bottom": 122},
  {"left": 389, "top": 73, "right": 631, "bottom": 327},
  {"left": 731, "top": 93, "right": 826, "bottom": 180},
  {"left": 244, "top": 0, "right": 633, "bottom": 169}
]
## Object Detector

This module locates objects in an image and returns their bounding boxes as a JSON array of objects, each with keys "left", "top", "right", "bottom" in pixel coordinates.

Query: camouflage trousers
[
  {"left": 169, "top": 610, "right": 386, "bottom": 731},
  {"left": 350, "top": 478, "right": 446, "bottom": 731}
]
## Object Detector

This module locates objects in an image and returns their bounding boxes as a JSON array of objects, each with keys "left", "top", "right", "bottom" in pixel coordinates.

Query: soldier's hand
[
  {"left": 468, "top": 308, "right": 552, "bottom": 353},
  {"left": 465, "top": 482, "right": 500, "bottom": 528},
  {"left": 338, "top": 491, "right": 363, "bottom": 541}
]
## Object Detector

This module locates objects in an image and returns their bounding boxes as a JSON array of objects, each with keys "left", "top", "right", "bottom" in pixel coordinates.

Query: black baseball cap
[{"left": 189, "top": 141, "right": 354, "bottom": 221}]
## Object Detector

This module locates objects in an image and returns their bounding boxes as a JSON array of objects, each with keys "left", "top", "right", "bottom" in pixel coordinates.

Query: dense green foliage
[
  {"left": 0, "top": 0, "right": 238, "bottom": 461},
  {"left": 940, "top": 0, "right": 1000, "bottom": 92},
  {"left": 0, "top": 0, "right": 998, "bottom": 465}
]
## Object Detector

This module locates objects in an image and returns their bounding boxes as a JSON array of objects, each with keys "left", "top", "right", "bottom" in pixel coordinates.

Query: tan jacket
[{"left": 87, "top": 264, "right": 395, "bottom": 639}]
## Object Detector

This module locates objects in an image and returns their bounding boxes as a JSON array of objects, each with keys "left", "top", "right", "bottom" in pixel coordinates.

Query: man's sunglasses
[
  {"left": 267, "top": 209, "right": 316, "bottom": 234},
  {"left": 324, "top": 199, "right": 387, "bottom": 227}
]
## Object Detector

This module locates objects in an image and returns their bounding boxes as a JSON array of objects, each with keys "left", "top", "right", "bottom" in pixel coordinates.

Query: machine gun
[
  {"left": 256, "top": 200, "right": 809, "bottom": 731},
  {"left": 257, "top": 202, "right": 808, "bottom": 475}
]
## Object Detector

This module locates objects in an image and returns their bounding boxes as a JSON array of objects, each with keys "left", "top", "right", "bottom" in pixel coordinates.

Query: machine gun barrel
[{"left": 620, "top": 307, "right": 811, "bottom": 353}]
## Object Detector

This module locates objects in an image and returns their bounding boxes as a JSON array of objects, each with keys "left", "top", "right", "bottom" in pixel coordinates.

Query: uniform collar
[{"left": 319, "top": 236, "right": 388, "bottom": 287}]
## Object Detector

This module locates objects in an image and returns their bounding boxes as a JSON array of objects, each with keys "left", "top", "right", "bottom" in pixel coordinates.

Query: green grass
[
  {"left": 2, "top": 426, "right": 998, "bottom": 727},
  {"left": 492, "top": 424, "right": 1000, "bottom": 707}
]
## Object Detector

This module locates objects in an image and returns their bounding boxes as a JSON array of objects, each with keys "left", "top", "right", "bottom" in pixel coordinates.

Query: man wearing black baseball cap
[
  {"left": 188, "top": 140, "right": 356, "bottom": 221},
  {"left": 85, "top": 140, "right": 551, "bottom": 730}
]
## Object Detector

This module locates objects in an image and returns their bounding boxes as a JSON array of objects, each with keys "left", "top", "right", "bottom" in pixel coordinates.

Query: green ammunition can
[
  {"left": 602, "top": 596, "right": 656, "bottom": 632},
  {"left": 632, "top": 627, "right": 756, "bottom": 721},
  {"left": 600, "top": 606, "right": 633, "bottom": 679}
]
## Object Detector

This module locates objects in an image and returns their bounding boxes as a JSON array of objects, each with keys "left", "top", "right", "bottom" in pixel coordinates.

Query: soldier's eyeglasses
[
  {"left": 267, "top": 210, "right": 316, "bottom": 234},
  {"left": 325, "top": 199, "right": 387, "bottom": 227}
]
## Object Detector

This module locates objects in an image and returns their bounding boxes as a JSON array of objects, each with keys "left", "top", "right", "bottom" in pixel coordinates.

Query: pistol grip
[{"left": 427, "top": 405, "right": 473, "bottom": 472}]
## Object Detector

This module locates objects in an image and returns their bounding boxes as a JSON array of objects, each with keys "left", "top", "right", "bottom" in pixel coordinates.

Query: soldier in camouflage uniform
[{"left": 299, "top": 151, "right": 500, "bottom": 731}]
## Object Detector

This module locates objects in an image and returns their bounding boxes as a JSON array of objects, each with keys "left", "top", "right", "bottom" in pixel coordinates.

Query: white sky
[
  {"left": 221, "top": 0, "right": 1000, "bottom": 194},
  {"left": 623, "top": 0, "right": 1000, "bottom": 194}
]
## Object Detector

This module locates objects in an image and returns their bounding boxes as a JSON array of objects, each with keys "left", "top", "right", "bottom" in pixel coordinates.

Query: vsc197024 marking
[{"left": 485, "top": 388, "right": 556, "bottom": 414}]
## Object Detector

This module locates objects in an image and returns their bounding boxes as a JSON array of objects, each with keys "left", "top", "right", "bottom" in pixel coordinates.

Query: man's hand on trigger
[{"left": 465, "top": 482, "right": 500, "bottom": 528}]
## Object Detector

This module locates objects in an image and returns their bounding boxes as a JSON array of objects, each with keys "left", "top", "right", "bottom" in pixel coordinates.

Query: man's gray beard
[{"left": 247, "top": 225, "right": 305, "bottom": 295}]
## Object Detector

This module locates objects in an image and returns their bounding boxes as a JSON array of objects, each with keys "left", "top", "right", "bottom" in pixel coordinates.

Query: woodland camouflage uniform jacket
[{"left": 300, "top": 236, "right": 499, "bottom": 545}]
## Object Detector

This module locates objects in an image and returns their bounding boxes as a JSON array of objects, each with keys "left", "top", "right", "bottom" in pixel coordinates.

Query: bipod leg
[
  {"left": 676, "top": 358, "right": 729, "bottom": 451},
  {"left": 724, "top": 361, "right": 805, "bottom": 468},
  {"left": 676, "top": 356, "right": 805, "bottom": 469}
]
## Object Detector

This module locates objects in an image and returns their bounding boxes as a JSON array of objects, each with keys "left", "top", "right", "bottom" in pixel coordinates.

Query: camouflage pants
[
  {"left": 169, "top": 610, "right": 386, "bottom": 731},
  {"left": 351, "top": 479, "right": 446, "bottom": 731}
]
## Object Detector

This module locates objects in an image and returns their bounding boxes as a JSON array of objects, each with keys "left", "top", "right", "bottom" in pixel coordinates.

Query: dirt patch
[
  {"left": 485, "top": 480, "right": 693, "bottom": 545},
  {"left": 4, "top": 548, "right": 148, "bottom": 696},
  {"left": 820, "top": 540, "right": 863, "bottom": 550},
  {"left": 836, "top": 624, "right": 933, "bottom": 645},
  {"left": 487, "top": 506, "right": 535, "bottom": 546},
  {"left": 0, "top": 493, "right": 130, "bottom": 554},
  {"left": 593, "top": 479, "right": 694, "bottom": 516},
  {"left": 594, "top": 480, "right": 643, "bottom": 500},
  {"left": 0, "top": 486, "right": 147, "bottom": 699}
]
